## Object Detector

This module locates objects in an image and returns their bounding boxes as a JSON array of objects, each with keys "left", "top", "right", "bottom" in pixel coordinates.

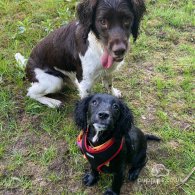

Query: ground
[{"left": 0, "top": 0, "right": 194, "bottom": 194}]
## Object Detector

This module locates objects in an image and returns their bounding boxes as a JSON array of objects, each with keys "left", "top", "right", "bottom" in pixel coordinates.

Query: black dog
[{"left": 75, "top": 94, "right": 160, "bottom": 195}]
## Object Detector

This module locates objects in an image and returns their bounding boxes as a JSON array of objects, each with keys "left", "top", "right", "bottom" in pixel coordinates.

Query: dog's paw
[
  {"left": 47, "top": 99, "right": 62, "bottom": 108},
  {"left": 79, "top": 92, "right": 90, "bottom": 99},
  {"left": 104, "top": 189, "right": 118, "bottom": 195},
  {"left": 83, "top": 173, "right": 98, "bottom": 186},
  {"left": 128, "top": 169, "right": 140, "bottom": 181},
  {"left": 35, "top": 97, "right": 62, "bottom": 108},
  {"left": 111, "top": 87, "right": 122, "bottom": 98}
]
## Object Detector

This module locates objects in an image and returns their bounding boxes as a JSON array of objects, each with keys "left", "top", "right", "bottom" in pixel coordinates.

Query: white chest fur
[
  {"left": 55, "top": 32, "right": 123, "bottom": 98},
  {"left": 80, "top": 32, "right": 122, "bottom": 79},
  {"left": 79, "top": 32, "right": 104, "bottom": 80}
]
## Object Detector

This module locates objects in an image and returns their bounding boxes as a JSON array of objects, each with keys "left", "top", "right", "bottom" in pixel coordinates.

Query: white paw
[
  {"left": 77, "top": 84, "right": 91, "bottom": 99},
  {"left": 79, "top": 91, "right": 90, "bottom": 99},
  {"left": 15, "top": 53, "right": 27, "bottom": 68},
  {"left": 35, "top": 97, "right": 62, "bottom": 108},
  {"left": 111, "top": 87, "right": 122, "bottom": 98},
  {"left": 78, "top": 87, "right": 90, "bottom": 99},
  {"left": 47, "top": 99, "right": 62, "bottom": 108}
]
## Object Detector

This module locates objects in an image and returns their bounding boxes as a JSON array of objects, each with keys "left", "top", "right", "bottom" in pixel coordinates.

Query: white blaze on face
[{"left": 92, "top": 123, "right": 106, "bottom": 143}]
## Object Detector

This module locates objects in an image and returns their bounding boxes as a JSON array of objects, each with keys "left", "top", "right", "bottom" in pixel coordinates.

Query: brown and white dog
[{"left": 22, "top": 0, "right": 145, "bottom": 108}]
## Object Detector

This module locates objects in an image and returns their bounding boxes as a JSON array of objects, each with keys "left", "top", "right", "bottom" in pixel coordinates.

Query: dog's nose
[
  {"left": 113, "top": 48, "right": 126, "bottom": 56},
  {"left": 98, "top": 111, "right": 110, "bottom": 120},
  {"left": 112, "top": 42, "right": 126, "bottom": 57}
]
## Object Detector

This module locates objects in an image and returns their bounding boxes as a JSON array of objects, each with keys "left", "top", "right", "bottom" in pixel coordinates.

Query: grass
[{"left": 0, "top": 0, "right": 194, "bottom": 194}]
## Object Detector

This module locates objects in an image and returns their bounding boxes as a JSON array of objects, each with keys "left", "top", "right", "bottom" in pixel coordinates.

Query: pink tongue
[{"left": 101, "top": 50, "right": 113, "bottom": 69}]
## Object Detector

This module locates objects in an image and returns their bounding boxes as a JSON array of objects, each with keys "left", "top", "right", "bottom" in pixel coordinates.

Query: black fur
[
  {"left": 74, "top": 94, "right": 160, "bottom": 195},
  {"left": 74, "top": 95, "right": 93, "bottom": 130},
  {"left": 128, "top": 0, "right": 146, "bottom": 41}
]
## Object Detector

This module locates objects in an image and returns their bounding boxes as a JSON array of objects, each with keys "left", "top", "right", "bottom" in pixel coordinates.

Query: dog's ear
[
  {"left": 116, "top": 101, "right": 134, "bottom": 135},
  {"left": 74, "top": 95, "right": 93, "bottom": 130},
  {"left": 76, "top": 0, "right": 98, "bottom": 54},
  {"left": 129, "top": 0, "right": 146, "bottom": 41},
  {"left": 77, "top": 0, "right": 97, "bottom": 28}
]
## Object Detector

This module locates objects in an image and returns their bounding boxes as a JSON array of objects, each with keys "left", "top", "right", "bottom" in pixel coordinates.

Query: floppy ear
[
  {"left": 76, "top": 0, "right": 98, "bottom": 54},
  {"left": 116, "top": 101, "right": 134, "bottom": 136},
  {"left": 129, "top": 0, "right": 146, "bottom": 41},
  {"left": 74, "top": 95, "right": 93, "bottom": 130}
]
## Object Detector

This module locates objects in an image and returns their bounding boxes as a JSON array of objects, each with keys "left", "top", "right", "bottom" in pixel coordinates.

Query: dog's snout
[
  {"left": 113, "top": 47, "right": 126, "bottom": 56},
  {"left": 98, "top": 111, "right": 110, "bottom": 120},
  {"left": 112, "top": 42, "right": 126, "bottom": 57}
]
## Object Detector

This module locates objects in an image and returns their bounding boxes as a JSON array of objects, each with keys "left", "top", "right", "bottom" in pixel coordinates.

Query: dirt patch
[{"left": 168, "top": 140, "right": 180, "bottom": 150}]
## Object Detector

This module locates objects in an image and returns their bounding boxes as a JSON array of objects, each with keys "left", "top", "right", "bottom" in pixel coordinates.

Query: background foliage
[{"left": 0, "top": 0, "right": 194, "bottom": 194}]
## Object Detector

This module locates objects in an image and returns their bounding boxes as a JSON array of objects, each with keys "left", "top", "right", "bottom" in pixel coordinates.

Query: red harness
[{"left": 77, "top": 130, "right": 124, "bottom": 173}]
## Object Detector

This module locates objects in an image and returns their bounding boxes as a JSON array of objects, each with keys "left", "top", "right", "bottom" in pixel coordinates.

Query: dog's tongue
[{"left": 101, "top": 50, "right": 113, "bottom": 69}]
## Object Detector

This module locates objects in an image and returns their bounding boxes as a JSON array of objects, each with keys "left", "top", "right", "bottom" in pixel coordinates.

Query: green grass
[{"left": 0, "top": 0, "right": 194, "bottom": 194}]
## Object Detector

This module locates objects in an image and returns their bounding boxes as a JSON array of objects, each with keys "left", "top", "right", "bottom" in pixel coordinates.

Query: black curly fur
[
  {"left": 74, "top": 94, "right": 134, "bottom": 136},
  {"left": 115, "top": 101, "right": 134, "bottom": 137},
  {"left": 74, "top": 95, "right": 93, "bottom": 130},
  {"left": 127, "top": 0, "right": 146, "bottom": 41},
  {"left": 74, "top": 93, "right": 161, "bottom": 195}
]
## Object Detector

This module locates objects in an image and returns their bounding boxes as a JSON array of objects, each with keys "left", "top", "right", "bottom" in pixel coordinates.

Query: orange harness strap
[{"left": 77, "top": 131, "right": 124, "bottom": 173}]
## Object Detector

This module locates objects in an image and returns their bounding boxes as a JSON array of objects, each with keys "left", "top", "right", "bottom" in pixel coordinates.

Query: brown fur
[{"left": 26, "top": 0, "right": 145, "bottom": 83}]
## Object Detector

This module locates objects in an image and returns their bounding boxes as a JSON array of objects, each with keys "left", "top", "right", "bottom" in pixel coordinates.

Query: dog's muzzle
[{"left": 92, "top": 123, "right": 107, "bottom": 143}]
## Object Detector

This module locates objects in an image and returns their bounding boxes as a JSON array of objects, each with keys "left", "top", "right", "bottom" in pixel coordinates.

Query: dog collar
[{"left": 77, "top": 130, "right": 124, "bottom": 173}]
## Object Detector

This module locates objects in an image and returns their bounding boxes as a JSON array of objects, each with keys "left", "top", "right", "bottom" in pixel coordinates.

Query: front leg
[
  {"left": 102, "top": 73, "right": 122, "bottom": 98},
  {"left": 76, "top": 78, "right": 94, "bottom": 99},
  {"left": 104, "top": 165, "right": 125, "bottom": 195},
  {"left": 83, "top": 168, "right": 99, "bottom": 186}
]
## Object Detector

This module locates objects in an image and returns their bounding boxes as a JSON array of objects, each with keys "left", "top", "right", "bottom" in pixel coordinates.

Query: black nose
[
  {"left": 113, "top": 48, "right": 126, "bottom": 56},
  {"left": 98, "top": 111, "right": 110, "bottom": 120},
  {"left": 112, "top": 42, "right": 126, "bottom": 57}
]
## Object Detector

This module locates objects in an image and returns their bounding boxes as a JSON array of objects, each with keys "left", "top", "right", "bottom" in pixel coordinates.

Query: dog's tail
[
  {"left": 15, "top": 53, "right": 27, "bottom": 69},
  {"left": 145, "top": 134, "right": 161, "bottom": 142}
]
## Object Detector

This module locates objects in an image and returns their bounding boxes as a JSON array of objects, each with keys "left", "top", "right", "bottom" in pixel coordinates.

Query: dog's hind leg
[
  {"left": 128, "top": 150, "right": 147, "bottom": 181},
  {"left": 27, "top": 68, "right": 63, "bottom": 108}
]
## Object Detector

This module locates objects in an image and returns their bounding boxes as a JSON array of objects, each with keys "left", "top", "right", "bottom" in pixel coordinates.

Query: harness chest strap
[{"left": 77, "top": 131, "right": 124, "bottom": 172}]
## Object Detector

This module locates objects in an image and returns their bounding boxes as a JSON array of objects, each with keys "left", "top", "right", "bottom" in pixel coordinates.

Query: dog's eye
[
  {"left": 113, "top": 103, "right": 119, "bottom": 110},
  {"left": 99, "top": 19, "right": 107, "bottom": 27},
  {"left": 124, "top": 19, "right": 130, "bottom": 27},
  {"left": 92, "top": 100, "right": 98, "bottom": 106}
]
